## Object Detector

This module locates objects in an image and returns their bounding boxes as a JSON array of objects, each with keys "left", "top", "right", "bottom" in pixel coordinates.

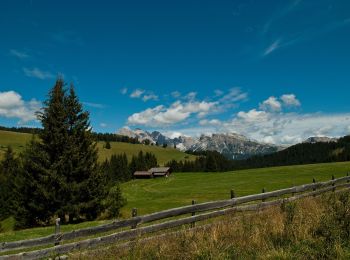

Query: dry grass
[{"left": 71, "top": 191, "right": 350, "bottom": 259}]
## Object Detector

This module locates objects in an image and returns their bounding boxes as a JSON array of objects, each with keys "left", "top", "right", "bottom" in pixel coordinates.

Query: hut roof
[
  {"left": 134, "top": 171, "right": 152, "bottom": 176},
  {"left": 148, "top": 167, "right": 171, "bottom": 173}
]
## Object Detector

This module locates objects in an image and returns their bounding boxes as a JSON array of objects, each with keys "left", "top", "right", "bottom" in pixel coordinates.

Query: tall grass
[{"left": 72, "top": 191, "right": 350, "bottom": 259}]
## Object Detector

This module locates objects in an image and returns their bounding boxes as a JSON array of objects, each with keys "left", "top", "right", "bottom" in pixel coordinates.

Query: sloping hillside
[{"left": 0, "top": 130, "right": 196, "bottom": 165}]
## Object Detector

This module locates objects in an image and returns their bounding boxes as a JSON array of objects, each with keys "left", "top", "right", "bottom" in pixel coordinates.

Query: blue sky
[{"left": 0, "top": 0, "right": 350, "bottom": 144}]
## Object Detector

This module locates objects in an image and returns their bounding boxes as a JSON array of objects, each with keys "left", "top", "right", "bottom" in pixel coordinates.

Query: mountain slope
[{"left": 118, "top": 128, "right": 280, "bottom": 159}]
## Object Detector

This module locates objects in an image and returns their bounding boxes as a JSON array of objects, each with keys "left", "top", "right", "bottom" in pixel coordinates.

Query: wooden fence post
[
  {"left": 332, "top": 175, "right": 335, "bottom": 192},
  {"left": 131, "top": 208, "right": 138, "bottom": 229},
  {"left": 262, "top": 188, "right": 266, "bottom": 202},
  {"left": 230, "top": 189, "right": 235, "bottom": 199},
  {"left": 54, "top": 218, "right": 61, "bottom": 246},
  {"left": 191, "top": 200, "right": 196, "bottom": 228},
  {"left": 313, "top": 178, "right": 316, "bottom": 197}
]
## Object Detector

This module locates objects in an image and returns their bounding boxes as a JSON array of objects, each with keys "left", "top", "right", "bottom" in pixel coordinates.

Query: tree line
[
  {"left": 166, "top": 137, "right": 350, "bottom": 172},
  {"left": 101, "top": 151, "right": 158, "bottom": 183}
]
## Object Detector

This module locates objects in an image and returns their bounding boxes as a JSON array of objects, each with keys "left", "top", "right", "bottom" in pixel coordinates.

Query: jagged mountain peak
[{"left": 117, "top": 127, "right": 281, "bottom": 160}]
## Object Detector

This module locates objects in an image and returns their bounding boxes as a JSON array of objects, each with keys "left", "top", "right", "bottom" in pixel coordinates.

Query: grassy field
[
  {"left": 0, "top": 130, "right": 31, "bottom": 156},
  {"left": 1, "top": 161, "right": 350, "bottom": 244},
  {"left": 0, "top": 130, "right": 195, "bottom": 165},
  {"left": 120, "top": 161, "right": 350, "bottom": 216}
]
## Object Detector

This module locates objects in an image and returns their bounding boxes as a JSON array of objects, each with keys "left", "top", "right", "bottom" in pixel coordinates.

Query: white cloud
[
  {"left": 10, "top": 49, "right": 29, "bottom": 59},
  {"left": 281, "top": 94, "right": 301, "bottom": 107},
  {"left": 237, "top": 109, "right": 268, "bottom": 122},
  {"left": 259, "top": 96, "right": 282, "bottom": 112},
  {"left": 120, "top": 87, "right": 128, "bottom": 95},
  {"left": 127, "top": 100, "right": 217, "bottom": 126},
  {"left": 23, "top": 67, "right": 54, "bottom": 80},
  {"left": 263, "top": 39, "right": 281, "bottom": 56},
  {"left": 223, "top": 112, "right": 350, "bottom": 145},
  {"left": 142, "top": 94, "right": 158, "bottom": 102},
  {"left": 0, "top": 91, "right": 40, "bottom": 122},
  {"left": 100, "top": 123, "right": 107, "bottom": 128},
  {"left": 163, "top": 131, "right": 183, "bottom": 139},
  {"left": 130, "top": 89, "right": 145, "bottom": 98},
  {"left": 199, "top": 119, "right": 222, "bottom": 126},
  {"left": 0, "top": 91, "right": 24, "bottom": 108}
]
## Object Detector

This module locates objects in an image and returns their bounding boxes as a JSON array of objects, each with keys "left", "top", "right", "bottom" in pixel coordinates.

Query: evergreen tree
[
  {"left": 18, "top": 79, "right": 106, "bottom": 225},
  {"left": 0, "top": 147, "right": 20, "bottom": 220},
  {"left": 60, "top": 85, "right": 105, "bottom": 222},
  {"left": 104, "top": 141, "right": 111, "bottom": 149},
  {"left": 15, "top": 137, "right": 54, "bottom": 227},
  {"left": 103, "top": 183, "right": 126, "bottom": 218}
]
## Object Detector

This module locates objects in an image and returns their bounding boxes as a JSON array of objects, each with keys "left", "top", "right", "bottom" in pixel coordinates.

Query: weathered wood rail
[{"left": 1, "top": 174, "right": 350, "bottom": 259}]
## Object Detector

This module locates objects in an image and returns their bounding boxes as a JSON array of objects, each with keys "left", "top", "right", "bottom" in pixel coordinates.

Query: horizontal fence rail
[{"left": 1, "top": 174, "right": 350, "bottom": 259}]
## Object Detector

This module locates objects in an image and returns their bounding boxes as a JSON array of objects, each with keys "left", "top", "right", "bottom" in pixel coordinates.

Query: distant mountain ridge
[
  {"left": 118, "top": 128, "right": 281, "bottom": 159},
  {"left": 303, "top": 136, "right": 338, "bottom": 144}
]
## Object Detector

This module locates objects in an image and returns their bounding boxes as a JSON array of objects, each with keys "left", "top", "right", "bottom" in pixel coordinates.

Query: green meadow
[
  {"left": 2, "top": 161, "right": 350, "bottom": 243},
  {"left": 120, "top": 161, "right": 350, "bottom": 216}
]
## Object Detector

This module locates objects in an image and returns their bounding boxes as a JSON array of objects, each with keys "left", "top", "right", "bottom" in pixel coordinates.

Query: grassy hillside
[
  {"left": 1, "top": 161, "right": 349, "bottom": 243},
  {"left": 0, "top": 130, "right": 31, "bottom": 156},
  {"left": 121, "top": 161, "right": 350, "bottom": 216},
  {"left": 0, "top": 130, "right": 195, "bottom": 165},
  {"left": 96, "top": 142, "right": 195, "bottom": 165}
]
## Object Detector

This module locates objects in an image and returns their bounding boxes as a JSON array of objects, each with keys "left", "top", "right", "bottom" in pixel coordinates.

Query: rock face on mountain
[
  {"left": 189, "top": 133, "right": 279, "bottom": 159},
  {"left": 118, "top": 128, "right": 280, "bottom": 160},
  {"left": 303, "top": 136, "right": 338, "bottom": 144}
]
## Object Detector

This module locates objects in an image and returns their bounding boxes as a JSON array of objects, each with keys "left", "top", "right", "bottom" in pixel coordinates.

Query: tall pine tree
[{"left": 18, "top": 78, "right": 106, "bottom": 226}]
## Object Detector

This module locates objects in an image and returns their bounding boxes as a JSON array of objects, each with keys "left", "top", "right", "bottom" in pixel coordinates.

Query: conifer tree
[
  {"left": 15, "top": 137, "right": 54, "bottom": 227},
  {"left": 0, "top": 147, "right": 20, "bottom": 220},
  {"left": 62, "top": 85, "right": 104, "bottom": 222},
  {"left": 18, "top": 78, "right": 106, "bottom": 225}
]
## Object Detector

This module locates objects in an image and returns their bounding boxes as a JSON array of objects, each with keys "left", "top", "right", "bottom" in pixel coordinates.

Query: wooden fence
[{"left": 1, "top": 174, "right": 350, "bottom": 259}]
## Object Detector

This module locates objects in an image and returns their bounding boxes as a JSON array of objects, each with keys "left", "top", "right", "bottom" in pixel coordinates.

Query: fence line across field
[{"left": 1, "top": 174, "right": 350, "bottom": 259}]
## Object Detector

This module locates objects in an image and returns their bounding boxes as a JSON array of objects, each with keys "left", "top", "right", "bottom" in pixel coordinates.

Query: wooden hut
[
  {"left": 133, "top": 171, "right": 153, "bottom": 178},
  {"left": 148, "top": 167, "right": 172, "bottom": 177}
]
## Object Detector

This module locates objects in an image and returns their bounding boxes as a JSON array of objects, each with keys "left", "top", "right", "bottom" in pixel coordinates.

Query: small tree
[
  {"left": 163, "top": 143, "right": 168, "bottom": 148},
  {"left": 104, "top": 141, "right": 111, "bottom": 149},
  {"left": 103, "top": 184, "right": 126, "bottom": 218}
]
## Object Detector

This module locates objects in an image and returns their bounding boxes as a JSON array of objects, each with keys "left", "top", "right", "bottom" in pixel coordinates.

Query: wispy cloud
[
  {"left": 130, "top": 89, "right": 145, "bottom": 98},
  {"left": 10, "top": 49, "right": 29, "bottom": 59},
  {"left": 23, "top": 67, "right": 54, "bottom": 80},
  {"left": 262, "top": 39, "right": 281, "bottom": 56},
  {"left": 51, "top": 31, "right": 83, "bottom": 46},
  {"left": 120, "top": 87, "right": 128, "bottom": 95},
  {"left": 142, "top": 93, "right": 158, "bottom": 102},
  {"left": 83, "top": 102, "right": 106, "bottom": 109}
]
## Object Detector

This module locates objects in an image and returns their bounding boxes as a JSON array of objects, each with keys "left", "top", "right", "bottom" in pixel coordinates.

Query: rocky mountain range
[{"left": 118, "top": 128, "right": 281, "bottom": 160}]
